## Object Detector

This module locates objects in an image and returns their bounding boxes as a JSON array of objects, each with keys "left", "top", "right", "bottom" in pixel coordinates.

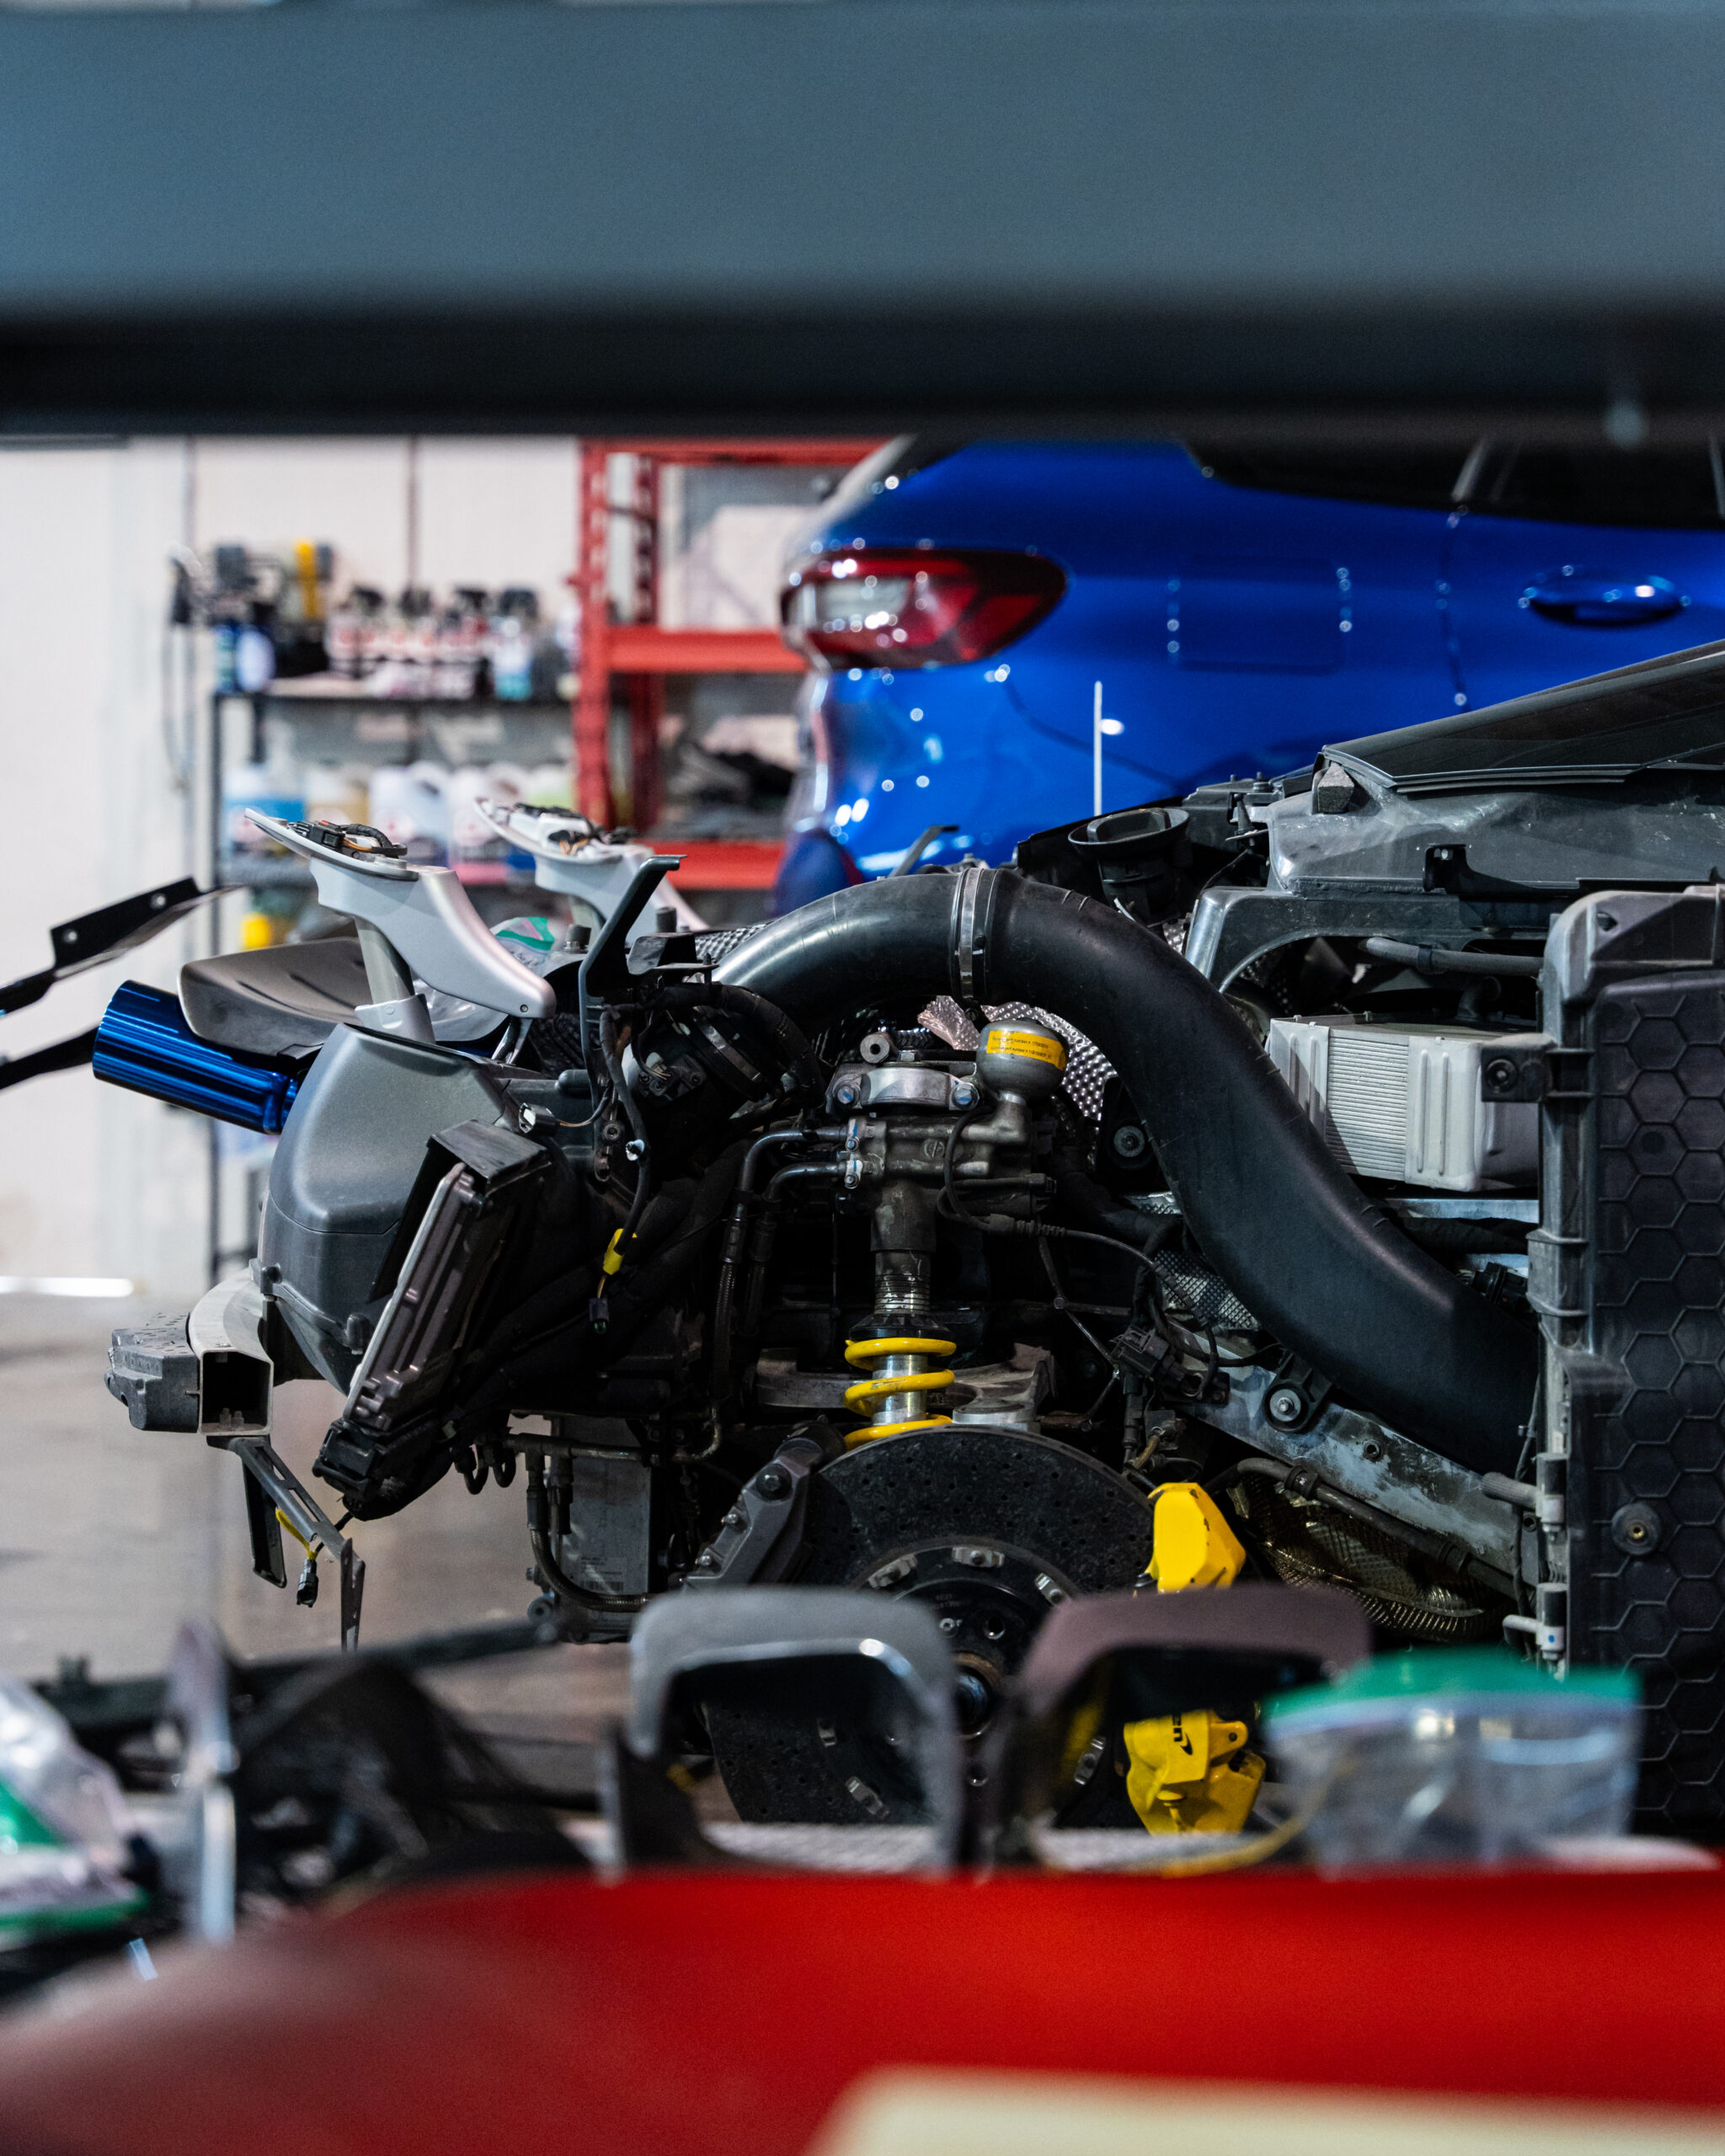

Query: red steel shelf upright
[{"left": 572, "top": 440, "right": 881, "bottom": 882}]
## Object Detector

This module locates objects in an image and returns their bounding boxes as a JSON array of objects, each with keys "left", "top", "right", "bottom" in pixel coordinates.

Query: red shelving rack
[{"left": 572, "top": 439, "right": 881, "bottom": 885}]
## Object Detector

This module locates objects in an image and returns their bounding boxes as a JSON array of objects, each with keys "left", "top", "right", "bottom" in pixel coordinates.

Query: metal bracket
[
  {"left": 0, "top": 877, "right": 215, "bottom": 1017},
  {"left": 245, "top": 811, "right": 555, "bottom": 1022},
  {"left": 1478, "top": 1035, "right": 1589, "bottom": 1106},
  {"left": 681, "top": 1427, "right": 841, "bottom": 1590},
  {"left": 1261, "top": 1353, "right": 1333, "bottom": 1434},
  {"left": 227, "top": 1436, "right": 366, "bottom": 1650},
  {"left": 577, "top": 853, "right": 681, "bottom": 1048}
]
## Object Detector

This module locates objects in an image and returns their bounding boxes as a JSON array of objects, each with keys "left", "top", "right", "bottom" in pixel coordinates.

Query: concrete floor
[{"left": 0, "top": 1294, "right": 569, "bottom": 1682}]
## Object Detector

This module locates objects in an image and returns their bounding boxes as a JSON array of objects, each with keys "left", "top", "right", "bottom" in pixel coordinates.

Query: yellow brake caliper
[{"left": 1123, "top": 1483, "right": 1266, "bottom": 1836}]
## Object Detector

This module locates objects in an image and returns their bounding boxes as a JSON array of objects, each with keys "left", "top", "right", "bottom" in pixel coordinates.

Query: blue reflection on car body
[{"left": 773, "top": 438, "right": 1725, "bottom": 910}]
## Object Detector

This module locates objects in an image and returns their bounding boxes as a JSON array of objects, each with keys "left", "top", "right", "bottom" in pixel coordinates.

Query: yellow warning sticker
[{"left": 983, "top": 1027, "right": 1068, "bottom": 1071}]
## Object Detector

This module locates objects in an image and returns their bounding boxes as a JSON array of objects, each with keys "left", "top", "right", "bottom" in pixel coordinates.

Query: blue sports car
[{"left": 772, "top": 436, "right": 1725, "bottom": 909}]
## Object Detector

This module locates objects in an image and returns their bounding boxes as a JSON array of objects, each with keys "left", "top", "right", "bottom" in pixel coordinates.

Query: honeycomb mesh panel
[
  {"left": 695, "top": 926, "right": 762, "bottom": 965},
  {"left": 1579, "top": 973, "right": 1725, "bottom": 1833},
  {"left": 1151, "top": 1251, "right": 1259, "bottom": 1334}
]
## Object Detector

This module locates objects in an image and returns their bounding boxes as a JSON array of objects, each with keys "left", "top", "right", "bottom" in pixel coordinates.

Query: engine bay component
[
  {"left": 985, "top": 1584, "right": 1373, "bottom": 1869},
  {"left": 1123, "top": 1483, "right": 1261, "bottom": 1833},
  {"left": 318, "top": 1119, "right": 553, "bottom": 1513},
  {"left": 1268, "top": 1014, "right": 1538, "bottom": 1191},
  {"left": 244, "top": 810, "right": 555, "bottom": 1030},
  {"left": 1123, "top": 1705, "right": 1262, "bottom": 1836},
  {"left": 697, "top": 1423, "right": 1157, "bottom": 1822},
  {"left": 86, "top": 639, "right": 1725, "bottom": 1836},
  {"left": 721, "top": 868, "right": 1535, "bottom": 1471},
  {"left": 1143, "top": 1484, "right": 1247, "bottom": 1593},
  {"left": 624, "top": 1588, "right": 964, "bottom": 1869}
]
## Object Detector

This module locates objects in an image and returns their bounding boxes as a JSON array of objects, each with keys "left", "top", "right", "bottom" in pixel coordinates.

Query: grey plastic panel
[{"left": 257, "top": 1024, "right": 507, "bottom": 1390}]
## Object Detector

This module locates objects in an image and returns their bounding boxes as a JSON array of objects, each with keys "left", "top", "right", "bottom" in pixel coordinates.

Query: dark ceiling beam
[{"left": 1, "top": 1, "right": 1723, "bottom": 432}]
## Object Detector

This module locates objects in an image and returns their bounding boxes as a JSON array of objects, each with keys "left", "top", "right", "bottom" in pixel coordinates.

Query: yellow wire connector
[{"left": 275, "top": 1507, "right": 317, "bottom": 1559}]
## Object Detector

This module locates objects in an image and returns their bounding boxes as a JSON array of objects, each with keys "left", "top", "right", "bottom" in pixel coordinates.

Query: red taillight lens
[{"left": 781, "top": 549, "right": 1065, "bottom": 670}]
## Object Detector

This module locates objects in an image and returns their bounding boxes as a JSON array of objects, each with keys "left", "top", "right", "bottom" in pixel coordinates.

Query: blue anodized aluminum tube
[{"left": 93, "top": 979, "right": 301, "bottom": 1134}]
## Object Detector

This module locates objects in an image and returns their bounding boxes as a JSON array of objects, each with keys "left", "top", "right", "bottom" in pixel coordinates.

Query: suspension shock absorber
[{"left": 845, "top": 1179, "right": 957, "bottom": 1446}]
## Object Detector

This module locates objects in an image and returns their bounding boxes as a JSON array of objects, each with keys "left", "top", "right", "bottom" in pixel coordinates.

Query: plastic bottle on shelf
[
  {"left": 224, "top": 716, "right": 305, "bottom": 860},
  {"left": 304, "top": 761, "right": 371, "bottom": 830},
  {"left": 451, "top": 588, "right": 490, "bottom": 700},
  {"left": 448, "top": 761, "right": 527, "bottom": 865},
  {"left": 353, "top": 588, "right": 387, "bottom": 677},
  {"left": 490, "top": 617, "right": 532, "bottom": 702},
  {"left": 526, "top": 760, "right": 574, "bottom": 808},
  {"left": 376, "top": 589, "right": 437, "bottom": 697},
  {"left": 212, "top": 619, "right": 240, "bottom": 694},
  {"left": 430, "top": 590, "right": 478, "bottom": 700},
  {"left": 234, "top": 622, "right": 276, "bottom": 694},
  {"left": 325, "top": 592, "right": 361, "bottom": 680},
  {"left": 327, "top": 586, "right": 385, "bottom": 680},
  {"left": 490, "top": 588, "right": 541, "bottom": 702},
  {"left": 369, "top": 760, "right": 451, "bottom": 865}
]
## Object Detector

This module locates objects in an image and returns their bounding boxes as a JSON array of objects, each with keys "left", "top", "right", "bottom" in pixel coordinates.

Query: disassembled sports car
[{"left": 83, "top": 639, "right": 1725, "bottom": 1837}]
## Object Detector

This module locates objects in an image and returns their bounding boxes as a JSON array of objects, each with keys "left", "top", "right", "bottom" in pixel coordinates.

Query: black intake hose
[{"left": 718, "top": 872, "right": 1535, "bottom": 1475}]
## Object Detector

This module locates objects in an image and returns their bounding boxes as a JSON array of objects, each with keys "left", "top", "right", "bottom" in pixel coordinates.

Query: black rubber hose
[
  {"left": 1363, "top": 937, "right": 1543, "bottom": 979},
  {"left": 717, "top": 872, "right": 1535, "bottom": 1474},
  {"left": 1047, "top": 1148, "right": 1180, "bottom": 1255}
]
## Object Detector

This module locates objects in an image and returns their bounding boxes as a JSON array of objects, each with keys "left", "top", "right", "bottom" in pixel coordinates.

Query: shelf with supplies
[
  {"left": 573, "top": 438, "right": 882, "bottom": 827},
  {"left": 208, "top": 683, "right": 580, "bottom": 937},
  {"left": 251, "top": 681, "right": 569, "bottom": 706}
]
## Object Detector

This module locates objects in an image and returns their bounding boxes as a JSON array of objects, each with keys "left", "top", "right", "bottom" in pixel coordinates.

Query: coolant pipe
[
  {"left": 93, "top": 979, "right": 301, "bottom": 1134},
  {"left": 718, "top": 872, "right": 1537, "bottom": 1476}
]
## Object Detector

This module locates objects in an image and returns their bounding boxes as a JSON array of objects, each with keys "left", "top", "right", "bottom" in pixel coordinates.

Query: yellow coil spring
[{"left": 842, "top": 1336, "right": 958, "bottom": 1446}]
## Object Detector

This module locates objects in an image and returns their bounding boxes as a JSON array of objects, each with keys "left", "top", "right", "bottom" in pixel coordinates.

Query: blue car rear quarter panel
[{"left": 800, "top": 441, "right": 1455, "bottom": 878}]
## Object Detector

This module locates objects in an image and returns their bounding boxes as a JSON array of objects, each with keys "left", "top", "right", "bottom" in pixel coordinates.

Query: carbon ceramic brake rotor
[{"left": 705, "top": 1426, "right": 1154, "bottom": 1826}]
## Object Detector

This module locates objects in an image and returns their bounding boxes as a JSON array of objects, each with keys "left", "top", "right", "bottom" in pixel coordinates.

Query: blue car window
[
  {"left": 1464, "top": 444, "right": 1725, "bottom": 530},
  {"left": 1188, "top": 443, "right": 1470, "bottom": 512}
]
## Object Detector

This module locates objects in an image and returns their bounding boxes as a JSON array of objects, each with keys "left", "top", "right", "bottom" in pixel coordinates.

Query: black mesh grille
[{"left": 1577, "top": 974, "right": 1725, "bottom": 1832}]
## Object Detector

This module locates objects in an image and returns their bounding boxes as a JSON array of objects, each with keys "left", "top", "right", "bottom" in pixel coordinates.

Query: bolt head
[
  {"left": 1111, "top": 1125, "right": 1147, "bottom": 1160},
  {"left": 952, "top": 1082, "right": 978, "bottom": 1108},
  {"left": 756, "top": 1465, "right": 791, "bottom": 1499},
  {"left": 834, "top": 1083, "right": 860, "bottom": 1108},
  {"left": 1484, "top": 1058, "right": 1516, "bottom": 1096},
  {"left": 938, "top": 1615, "right": 962, "bottom": 1634},
  {"left": 1611, "top": 1501, "right": 1662, "bottom": 1557},
  {"left": 1267, "top": 1386, "right": 1305, "bottom": 1427},
  {"left": 696, "top": 1550, "right": 719, "bottom": 1572}
]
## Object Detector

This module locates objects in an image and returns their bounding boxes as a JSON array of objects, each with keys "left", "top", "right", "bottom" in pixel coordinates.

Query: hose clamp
[{"left": 950, "top": 866, "right": 993, "bottom": 1006}]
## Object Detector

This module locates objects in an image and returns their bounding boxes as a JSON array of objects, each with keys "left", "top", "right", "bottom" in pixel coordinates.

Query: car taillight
[{"left": 781, "top": 550, "right": 1065, "bottom": 670}]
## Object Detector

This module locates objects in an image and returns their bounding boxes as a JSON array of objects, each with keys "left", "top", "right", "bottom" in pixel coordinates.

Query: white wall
[{"left": 0, "top": 436, "right": 578, "bottom": 1297}]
